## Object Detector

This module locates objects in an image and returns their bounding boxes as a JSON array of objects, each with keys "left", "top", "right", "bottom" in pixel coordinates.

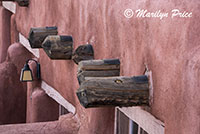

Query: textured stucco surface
[
  {"left": 0, "top": 6, "right": 11, "bottom": 63},
  {"left": 0, "top": 0, "right": 199, "bottom": 133},
  {"left": 7, "top": 42, "right": 31, "bottom": 74},
  {"left": 10, "top": 14, "right": 18, "bottom": 44},
  {"left": 0, "top": 42, "right": 32, "bottom": 125},
  {"left": 31, "top": 87, "right": 59, "bottom": 123},
  {"left": 0, "top": 62, "right": 26, "bottom": 124},
  {"left": 0, "top": 113, "right": 79, "bottom": 134}
]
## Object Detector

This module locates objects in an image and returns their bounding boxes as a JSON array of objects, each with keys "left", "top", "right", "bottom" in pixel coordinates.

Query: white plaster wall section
[
  {"left": 144, "top": 66, "right": 154, "bottom": 106},
  {"left": 114, "top": 107, "right": 118, "bottom": 134},
  {"left": 117, "top": 107, "right": 165, "bottom": 134},
  {"left": 41, "top": 81, "right": 76, "bottom": 115},
  {"left": 147, "top": 70, "right": 154, "bottom": 106},
  {"left": 2, "top": 2, "right": 16, "bottom": 14},
  {"left": 19, "top": 33, "right": 40, "bottom": 58}
]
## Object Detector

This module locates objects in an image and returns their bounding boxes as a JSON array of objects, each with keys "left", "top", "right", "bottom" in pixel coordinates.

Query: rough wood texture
[
  {"left": 42, "top": 35, "right": 73, "bottom": 60},
  {"left": 78, "top": 70, "right": 120, "bottom": 85},
  {"left": 72, "top": 44, "right": 94, "bottom": 64},
  {"left": 16, "top": 0, "right": 29, "bottom": 6},
  {"left": 28, "top": 26, "right": 58, "bottom": 48},
  {"left": 76, "top": 75, "right": 149, "bottom": 108},
  {"left": 77, "top": 59, "right": 120, "bottom": 84},
  {"left": 0, "top": 0, "right": 29, "bottom": 7},
  {"left": 78, "top": 59, "right": 120, "bottom": 71}
]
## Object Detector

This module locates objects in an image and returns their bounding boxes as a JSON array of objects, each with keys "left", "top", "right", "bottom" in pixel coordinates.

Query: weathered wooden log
[
  {"left": 28, "top": 26, "right": 58, "bottom": 48},
  {"left": 78, "top": 59, "right": 120, "bottom": 71},
  {"left": 76, "top": 75, "right": 149, "bottom": 108},
  {"left": 78, "top": 70, "right": 120, "bottom": 85},
  {"left": 42, "top": 35, "right": 73, "bottom": 60},
  {"left": 77, "top": 59, "right": 120, "bottom": 84},
  {"left": 0, "top": 0, "right": 29, "bottom": 7},
  {"left": 72, "top": 44, "right": 94, "bottom": 64},
  {"left": 16, "top": 0, "right": 29, "bottom": 6}
]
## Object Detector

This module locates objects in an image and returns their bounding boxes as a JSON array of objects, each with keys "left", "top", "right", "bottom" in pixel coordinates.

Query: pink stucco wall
[
  {"left": 0, "top": 113, "right": 79, "bottom": 134},
  {"left": 31, "top": 88, "right": 59, "bottom": 122},
  {"left": 0, "top": 43, "right": 31, "bottom": 125},
  {"left": 0, "top": 6, "right": 11, "bottom": 63},
  {"left": 0, "top": 0, "right": 199, "bottom": 133}
]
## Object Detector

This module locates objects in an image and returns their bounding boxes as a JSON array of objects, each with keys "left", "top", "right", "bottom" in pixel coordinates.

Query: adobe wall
[
  {"left": 0, "top": 6, "right": 11, "bottom": 63},
  {"left": 7, "top": 0, "right": 200, "bottom": 134},
  {"left": 0, "top": 113, "right": 79, "bottom": 134},
  {"left": 0, "top": 43, "right": 29, "bottom": 124}
]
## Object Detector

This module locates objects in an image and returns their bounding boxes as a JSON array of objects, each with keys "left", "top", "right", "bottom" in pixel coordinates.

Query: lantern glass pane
[{"left": 21, "top": 70, "right": 33, "bottom": 81}]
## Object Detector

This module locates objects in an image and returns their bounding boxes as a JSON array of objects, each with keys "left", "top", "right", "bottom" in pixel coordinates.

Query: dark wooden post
[
  {"left": 0, "top": 0, "right": 29, "bottom": 7},
  {"left": 28, "top": 26, "right": 58, "bottom": 48},
  {"left": 42, "top": 35, "right": 73, "bottom": 60},
  {"left": 77, "top": 59, "right": 120, "bottom": 84},
  {"left": 76, "top": 75, "right": 149, "bottom": 108},
  {"left": 72, "top": 44, "right": 94, "bottom": 64}
]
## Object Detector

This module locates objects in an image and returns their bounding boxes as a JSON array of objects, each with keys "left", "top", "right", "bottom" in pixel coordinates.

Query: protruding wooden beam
[
  {"left": 16, "top": 0, "right": 29, "bottom": 7},
  {"left": 0, "top": 0, "right": 29, "bottom": 7},
  {"left": 77, "top": 59, "right": 120, "bottom": 84},
  {"left": 76, "top": 75, "right": 149, "bottom": 108},
  {"left": 0, "top": 0, "right": 14, "bottom": 1},
  {"left": 28, "top": 26, "right": 58, "bottom": 48},
  {"left": 42, "top": 35, "right": 73, "bottom": 60},
  {"left": 72, "top": 44, "right": 94, "bottom": 64},
  {"left": 78, "top": 59, "right": 120, "bottom": 71}
]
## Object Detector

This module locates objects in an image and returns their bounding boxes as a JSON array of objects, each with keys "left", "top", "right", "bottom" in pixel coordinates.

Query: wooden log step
[
  {"left": 28, "top": 26, "right": 58, "bottom": 48},
  {"left": 78, "top": 59, "right": 120, "bottom": 71},
  {"left": 42, "top": 35, "right": 73, "bottom": 60},
  {"left": 72, "top": 44, "right": 94, "bottom": 64},
  {"left": 77, "top": 59, "right": 120, "bottom": 84},
  {"left": 76, "top": 75, "right": 149, "bottom": 108},
  {"left": 77, "top": 70, "right": 120, "bottom": 84}
]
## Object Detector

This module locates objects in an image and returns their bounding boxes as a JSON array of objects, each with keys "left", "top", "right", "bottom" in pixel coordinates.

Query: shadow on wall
[
  {"left": 0, "top": 43, "right": 79, "bottom": 133},
  {"left": 0, "top": 43, "right": 31, "bottom": 125},
  {"left": 0, "top": 6, "right": 12, "bottom": 64}
]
